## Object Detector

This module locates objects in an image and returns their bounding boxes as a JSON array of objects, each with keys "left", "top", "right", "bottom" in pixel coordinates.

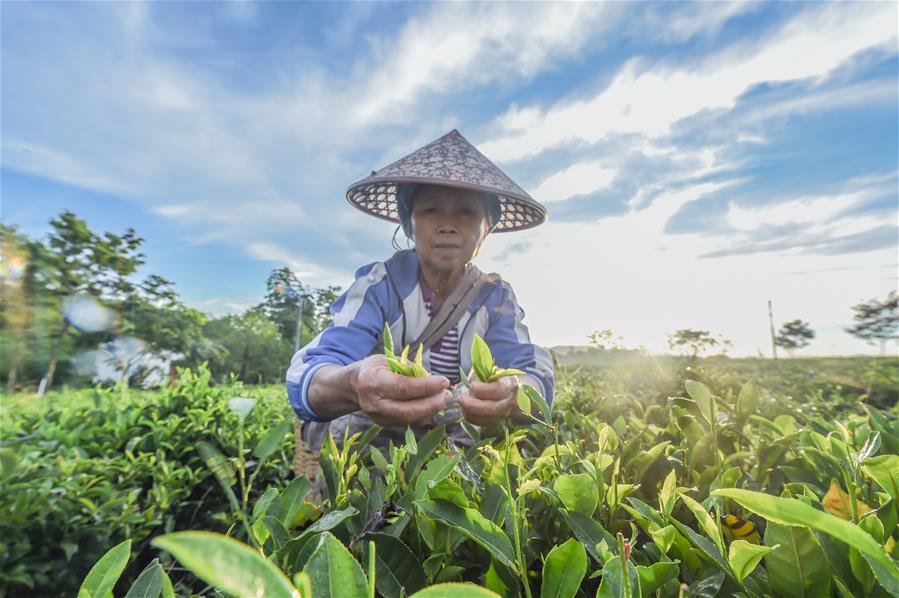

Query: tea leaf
[
  {"left": 763, "top": 522, "right": 831, "bottom": 597},
  {"left": 596, "top": 554, "right": 641, "bottom": 598},
  {"left": 471, "top": 335, "right": 494, "bottom": 383},
  {"left": 677, "top": 492, "right": 724, "bottom": 557},
  {"left": 541, "top": 538, "right": 587, "bottom": 598},
  {"left": 684, "top": 380, "right": 714, "bottom": 426},
  {"left": 554, "top": 474, "right": 598, "bottom": 516},
  {"left": 197, "top": 441, "right": 236, "bottom": 488},
  {"left": 728, "top": 540, "right": 776, "bottom": 583},
  {"left": 415, "top": 499, "right": 517, "bottom": 571},
  {"left": 407, "top": 583, "right": 501, "bottom": 597},
  {"left": 253, "top": 420, "right": 293, "bottom": 461},
  {"left": 363, "top": 533, "right": 426, "bottom": 598},
  {"left": 304, "top": 531, "right": 368, "bottom": 598},
  {"left": 383, "top": 322, "right": 395, "bottom": 358},
  {"left": 736, "top": 378, "right": 760, "bottom": 421},
  {"left": 123, "top": 559, "right": 164, "bottom": 598},
  {"left": 861, "top": 454, "right": 899, "bottom": 498},
  {"left": 78, "top": 539, "right": 131, "bottom": 598},
  {"left": 152, "top": 532, "right": 299, "bottom": 597},
  {"left": 635, "top": 561, "right": 679, "bottom": 597},
  {"left": 713, "top": 488, "right": 899, "bottom": 580}
]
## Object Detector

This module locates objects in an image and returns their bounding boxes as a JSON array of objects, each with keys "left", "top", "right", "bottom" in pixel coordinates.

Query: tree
[
  {"left": 0, "top": 224, "right": 33, "bottom": 391},
  {"left": 846, "top": 290, "right": 898, "bottom": 355},
  {"left": 586, "top": 329, "right": 624, "bottom": 350},
  {"left": 258, "top": 267, "right": 341, "bottom": 347},
  {"left": 667, "top": 329, "right": 731, "bottom": 358},
  {"left": 774, "top": 319, "right": 815, "bottom": 354},
  {"left": 34, "top": 212, "right": 145, "bottom": 390},
  {"left": 115, "top": 275, "right": 209, "bottom": 386},
  {"left": 203, "top": 309, "right": 292, "bottom": 384}
]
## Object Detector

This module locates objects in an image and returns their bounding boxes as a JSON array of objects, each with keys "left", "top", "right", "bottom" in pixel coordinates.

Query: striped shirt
[
  {"left": 419, "top": 273, "right": 461, "bottom": 383},
  {"left": 286, "top": 249, "right": 554, "bottom": 423}
]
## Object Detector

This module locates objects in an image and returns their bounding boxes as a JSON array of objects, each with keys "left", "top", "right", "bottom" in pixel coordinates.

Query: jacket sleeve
[
  {"left": 285, "top": 261, "right": 390, "bottom": 422},
  {"left": 484, "top": 280, "right": 555, "bottom": 405}
]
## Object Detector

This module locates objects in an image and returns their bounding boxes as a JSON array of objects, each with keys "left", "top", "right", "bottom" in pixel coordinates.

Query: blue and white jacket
[{"left": 286, "top": 249, "right": 555, "bottom": 422}]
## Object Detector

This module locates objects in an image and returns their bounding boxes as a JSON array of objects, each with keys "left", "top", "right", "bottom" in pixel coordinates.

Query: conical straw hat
[{"left": 346, "top": 129, "right": 547, "bottom": 232}]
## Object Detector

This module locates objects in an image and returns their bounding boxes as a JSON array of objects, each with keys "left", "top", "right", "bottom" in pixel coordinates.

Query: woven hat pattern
[{"left": 347, "top": 130, "right": 546, "bottom": 232}]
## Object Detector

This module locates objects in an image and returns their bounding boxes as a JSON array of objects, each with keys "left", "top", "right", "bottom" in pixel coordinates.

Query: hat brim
[{"left": 346, "top": 175, "right": 547, "bottom": 232}]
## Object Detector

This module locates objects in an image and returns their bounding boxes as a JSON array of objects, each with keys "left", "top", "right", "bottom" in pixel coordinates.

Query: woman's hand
[
  {"left": 353, "top": 354, "right": 452, "bottom": 426},
  {"left": 458, "top": 373, "right": 519, "bottom": 427}
]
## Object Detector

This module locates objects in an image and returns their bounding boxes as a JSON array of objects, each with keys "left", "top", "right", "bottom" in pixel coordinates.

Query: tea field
[{"left": 1, "top": 356, "right": 898, "bottom": 598}]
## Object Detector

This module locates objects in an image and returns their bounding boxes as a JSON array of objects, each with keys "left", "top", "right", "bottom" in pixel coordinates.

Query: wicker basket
[{"left": 292, "top": 420, "right": 320, "bottom": 481}]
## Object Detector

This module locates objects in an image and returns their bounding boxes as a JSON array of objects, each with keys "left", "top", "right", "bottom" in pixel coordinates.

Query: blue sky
[{"left": 2, "top": 1, "right": 896, "bottom": 356}]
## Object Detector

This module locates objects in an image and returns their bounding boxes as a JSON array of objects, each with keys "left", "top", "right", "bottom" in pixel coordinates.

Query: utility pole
[
  {"left": 768, "top": 300, "right": 778, "bottom": 360},
  {"left": 276, "top": 281, "right": 307, "bottom": 353}
]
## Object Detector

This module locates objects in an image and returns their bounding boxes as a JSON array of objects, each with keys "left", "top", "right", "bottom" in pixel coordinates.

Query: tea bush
[{"left": 0, "top": 365, "right": 294, "bottom": 597}]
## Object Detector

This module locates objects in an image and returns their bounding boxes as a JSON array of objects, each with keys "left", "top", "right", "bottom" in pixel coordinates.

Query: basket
[{"left": 292, "top": 420, "right": 320, "bottom": 481}]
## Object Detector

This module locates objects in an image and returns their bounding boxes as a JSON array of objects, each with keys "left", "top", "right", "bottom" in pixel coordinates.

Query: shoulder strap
[{"left": 411, "top": 264, "right": 488, "bottom": 350}]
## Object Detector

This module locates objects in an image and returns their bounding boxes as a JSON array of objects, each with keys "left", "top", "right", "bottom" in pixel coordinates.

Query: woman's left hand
[{"left": 458, "top": 374, "right": 519, "bottom": 426}]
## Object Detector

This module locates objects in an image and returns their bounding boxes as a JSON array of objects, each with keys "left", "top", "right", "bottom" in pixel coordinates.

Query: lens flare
[{"left": 63, "top": 295, "right": 116, "bottom": 333}]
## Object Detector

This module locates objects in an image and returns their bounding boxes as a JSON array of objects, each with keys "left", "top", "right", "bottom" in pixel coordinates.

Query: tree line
[{"left": 0, "top": 212, "right": 339, "bottom": 391}]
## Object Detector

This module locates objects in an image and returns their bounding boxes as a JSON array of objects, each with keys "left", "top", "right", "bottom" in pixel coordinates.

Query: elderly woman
[{"left": 287, "top": 130, "right": 554, "bottom": 450}]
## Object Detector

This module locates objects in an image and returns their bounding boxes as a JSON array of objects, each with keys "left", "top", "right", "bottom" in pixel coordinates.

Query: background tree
[
  {"left": 774, "top": 319, "right": 815, "bottom": 354},
  {"left": 258, "top": 267, "right": 341, "bottom": 348},
  {"left": 586, "top": 329, "right": 624, "bottom": 351},
  {"left": 0, "top": 224, "right": 34, "bottom": 391},
  {"left": 35, "top": 212, "right": 145, "bottom": 390},
  {"left": 846, "top": 290, "right": 898, "bottom": 355},
  {"left": 203, "top": 309, "right": 292, "bottom": 384},
  {"left": 667, "top": 329, "right": 731, "bottom": 358}
]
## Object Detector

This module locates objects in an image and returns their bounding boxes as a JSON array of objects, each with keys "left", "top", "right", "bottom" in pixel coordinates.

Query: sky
[{"left": 2, "top": 1, "right": 897, "bottom": 357}]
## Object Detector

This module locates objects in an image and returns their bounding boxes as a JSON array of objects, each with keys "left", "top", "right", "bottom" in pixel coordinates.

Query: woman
[{"left": 287, "top": 130, "right": 554, "bottom": 450}]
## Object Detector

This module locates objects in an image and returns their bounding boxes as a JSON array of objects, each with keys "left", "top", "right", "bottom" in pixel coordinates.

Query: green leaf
[
  {"left": 274, "top": 476, "right": 313, "bottom": 528},
  {"left": 471, "top": 334, "right": 494, "bottom": 383},
  {"left": 415, "top": 499, "right": 517, "bottom": 571},
  {"left": 363, "top": 533, "right": 426, "bottom": 598},
  {"left": 736, "top": 378, "right": 760, "bottom": 421},
  {"left": 414, "top": 454, "right": 461, "bottom": 500},
  {"left": 677, "top": 492, "right": 724, "bottom": 557},
  {"left": 407, "top": 583, "right": 501, "bottom": 597},
  {"left": 383, "top": 322, "right": 395, "bottom": 358},
  {"left": 554, "top": 473, "right": 598, "bottom": 516},
  {"left": 78, "top": 539, "right": 131, "bottom": 598},
  {"left": 659, "top": 469, "right": 676, "bottom": 517},
  {"left": 123, "top": 559, "right": 164, "bottom": 598},
  {"left": 253, "top": 420, "right": 294, "bottom": 461},
  {"left": 152, "top": 532, "right": 298, "bottom": 598},
  {"left": 763, "top": 522, "right": 832, "bottom": 598},
  {"left": 596, "top": 554, "right": 641, "bottom": 598},
  {"left": 635, "top": 562, "right": 679, "bottom": 597},
  {"left": 516, "top": 388, "right": 531, "bottom": 416},
  {"left": 861, "top": 454, "right": 899, "bottom": 498},
  {"left": 489, "top": 367, "right": 526, "bottom": 382},
  {"left": 196, "top": 441, "right": 236, "bottom": 488},
  {"left": 728, "top": 540, "right": 775, "bottom": 583},
  {"left": 541, "top": 538, "right": 588, "bottom": 598},
  {"left": 521, "top": 384, "right": 552, "bottom": 423},
  {"left": 304, "top": 531, "right": 368, "bottom": 598},
  {"left": 713, "top": 488, "right": 899, "bottom": 581},
  {"left": 684, "top": 379, "right": 714, "bottom": 426},
  {"left": 649, "top": 526, "right": 676, "bottom": 556},
  {"left": 561, "top": 510, "right": 617, "bottom": 564}
]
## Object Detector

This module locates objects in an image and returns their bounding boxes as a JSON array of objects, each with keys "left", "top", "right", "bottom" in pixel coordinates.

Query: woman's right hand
[{"left": 352, "top": 354, "right": 452, "bottom": 426}]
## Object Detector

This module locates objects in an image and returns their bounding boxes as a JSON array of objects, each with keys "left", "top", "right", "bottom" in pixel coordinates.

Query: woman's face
[{"left": 411, "top": 185, "right": 488, "bottom": 276}]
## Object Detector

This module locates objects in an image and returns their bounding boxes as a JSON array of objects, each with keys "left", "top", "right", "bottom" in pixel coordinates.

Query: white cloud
[
  {"left": 481, "top": 2, "right": 896, "bottom": 162},
  {"left": 246, "top": 242, "right": 351, "bottom": 287},
  {"left": 350, "top": 3, "right": 609, "bottom": 126},
  {"left": 726, "top": 190, "right": 877, "bottom": 232},
  {"left": 532, "top": 161, "right": 617, "bottom": 203}
]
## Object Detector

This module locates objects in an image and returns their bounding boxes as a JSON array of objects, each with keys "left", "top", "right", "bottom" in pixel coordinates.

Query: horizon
[{"left": 2, "top": 2, "right": 897, "bottom": 358}]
